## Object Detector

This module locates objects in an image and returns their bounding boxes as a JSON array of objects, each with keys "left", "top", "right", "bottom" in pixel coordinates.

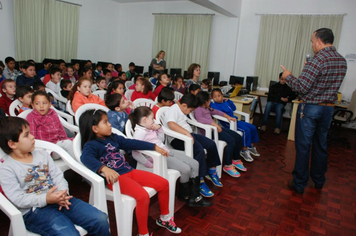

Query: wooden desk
[
  {"left": 249, "top": 90, "right": 268, "bottom": 115},
  {"left": 230, "top": 96, "right": 253, "bottom": 121},
  {"left": 287, "top": 100, "right": 350, "bottom": 141}
]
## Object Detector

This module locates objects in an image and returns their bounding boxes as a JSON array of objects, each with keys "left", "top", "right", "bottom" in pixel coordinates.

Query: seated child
[
  {"left": 210, "top": 88, "right": 260, "bottom": 162},
  {"left": 115, "top": 63, "right": 122, "bottom": 73},
  {"left": 188, "top": 83, "right": 201, "bottom": 95},
  {"left": 0, "top": 79, "right": 16, "bottom": 115},
  {"left": 68, "top": 77, "right": 106, "bottom": 113},
  {"left": 46, "top": 67, "right": 62, "bottom": 95},
  {"left": 126, "top": 62, "right": 137, "bottom": 80},
  {"left": 58, "top": 59, "right": 67, "bottom": 75},
  {"left": 94, "top": 63, "right": 102, "bottom": 78},
  {"left": 63, "top": 65, "right": 77, "bottom": 84},
  {"left": 154, "top": 72, "right": 171, "bottom": 97},
  {"left": 80, "top": 66, "right": 93, "bottom": 81},
  {"left": 195, "top": 91, "right": 246, "bottom": 177},
  {"left": 73, "top": 62, "right": 80, "bottom": 79},
  {"left": 201, "top": 78, "right": 211, "bottom": 92},
  {"left": 171, "top": 75, "right": 185, "bottom": 94},
  {"left": 79, "top": 109, "right": 182, "bottom": 235},
  {"left": 0, "top": 117, "right": 110, "bottom": 236},
  {"left": 37, "top": 58, "right": 52, "bottom": 78},
  {"left": 26, "top": 91, "right": 75, "bottom": 158},
  {"left": 0, "top": 67, "right": 4, "bottom": 83},
  {"left": 129, "top": 106, "right": 211, "bottom": 207},
  {"left": 106, "top": 80, "right": 131, "bottom": 114},
  {"left": 33, "top": 81, "right": 46, "bottom": 92},
  {"left": 149, "top": 70, "right": 160, "bottom": 86},
  {"left": 15, "top": 85, "right": 33, "bottom": 114},
  {"left": 129, "top": 74, "right": 143, "bottom": 90},
  {"left": 165, "top": 94, "right": 222, "bottom": 197},
  {"left": 131, "top": 77, "right": 156, "bottom": 101},
  {"left": 118, "top": 71, "right": 127, "bottom": 82},
  {"left": 105, "top": 93, "right": 133, "bottom": 133},
  {"left": 60, "top": 79, "right": 72, "bottom": 99},
  {"left": 3, "top": 56, "right": 21, "bottom": 80},
  {"left": 96, "top": 76, "right": 107, "bottom": 90},
  {"left": 102, "top": 69, "right": 112, "bottom": 84},
  {"left": 16, "top": 62, "right": 41, "bottom": 87},
  {"left": 152, "top": 87, "right": 174, "bottom": 118}
]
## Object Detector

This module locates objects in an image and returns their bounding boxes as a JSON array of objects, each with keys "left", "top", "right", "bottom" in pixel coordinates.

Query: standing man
[{"left": 280, "top": 28, "right": 347, "bottom": 194}]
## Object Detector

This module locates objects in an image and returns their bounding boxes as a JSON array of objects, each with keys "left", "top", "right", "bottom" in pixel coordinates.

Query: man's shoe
[
  {"left": 240, "top": 151, "right": 254, "bottom": 162},
  {"left": 274, "top": 128, "right": 280, "bottom": 135},
  {"left": 260, "top": 125, "right": 267, "bottom": 132},
  {"left": 248, "top": 147, "right": 260, "bottom": 156},
  {"left": 287, "top": 180, "right": 304, "bottom": 194}
]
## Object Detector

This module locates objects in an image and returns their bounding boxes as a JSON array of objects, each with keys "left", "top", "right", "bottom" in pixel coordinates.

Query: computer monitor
[
  {"left": 170, "top": 68, "right": 182, "bottom": 77},
  {"left": 229, "top": 76, "right": 244, "bottom": 86},
  {"left": 246, "top": 76, "right": 259, "bottom": 91},
  {"left": 208, "top": 72, "right": 220, "bottom": 86},
  {"left": 134, "top": 65, "right": 144, "bottom": 74}
]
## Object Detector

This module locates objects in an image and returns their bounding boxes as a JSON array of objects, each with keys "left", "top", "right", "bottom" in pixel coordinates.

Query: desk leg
[{"left": 287, "top": 103, "right": 299, "bottom": 141}]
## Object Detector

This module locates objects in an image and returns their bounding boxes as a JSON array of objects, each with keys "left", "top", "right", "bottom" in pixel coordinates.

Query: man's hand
[
  {"left": 281, "top": 97, "right": 289, "bottom": 102},
  {"left": 280, "top": 65, "right": 292, "bottom": 79}
]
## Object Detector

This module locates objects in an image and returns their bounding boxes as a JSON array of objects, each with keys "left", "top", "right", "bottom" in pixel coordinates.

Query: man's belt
[{"left": 299, "top": 100, "right": 335, "bottom": 107}]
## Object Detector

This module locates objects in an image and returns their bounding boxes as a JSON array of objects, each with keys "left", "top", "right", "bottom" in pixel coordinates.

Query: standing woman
[
  {"left": 185, "top": 63, "right": 201, "bottom": 92},
  {"left": 150, "top": 50, "right": 166, "bottom": 74}
]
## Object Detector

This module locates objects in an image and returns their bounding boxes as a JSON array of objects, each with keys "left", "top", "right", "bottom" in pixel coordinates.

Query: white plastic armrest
[
  {"left": 233, "top": 110, "right": 250, "bottom": 123},
  {"left": 187, "top": 119, "right": 213, "bottom": 139},
  {"left": 58, "top": 115, "right": 79, "bottom": 133},
  {"left": 161, "top": 126, "right": 194, "bottom": 158},
  {"left": 53, "top": 108, "right": 75, "bottom": 125},
  {"left": 0, "top": 193, "right": 27, "bottom": 236},
  {"left": 139, "top": 150, "right": 166, "bottom": 178},
  {"left": 212, "top": 114, "right": 237, "bottom": 130}
]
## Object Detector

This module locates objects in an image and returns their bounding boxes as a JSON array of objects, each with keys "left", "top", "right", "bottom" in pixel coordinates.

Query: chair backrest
[
  {"left": 125, "top": 119, "right": 134, "bottom": 138},
  {"left": 155, "top": 106, "right": 170, "bottom": 126},
  {"left": 66, "top": 100, "right": 75, "bottom": 116},
  {"left": 45, "top": 87, "right": 67, "bottom": 104},
  {"left": 133, "top": 98, "right": 156, "bottom": 109},
  {"left": 75, "top": 103, "right": 109, "bottom": 125},
  {"left": 92, "top": 90, "right": 107, "bottom": 100},
  {"left": 125, "top": 81, "right": 134, "bottom": 90},
  {"left": 9, "top": 99, "right": 22, "bottom": 116},
  {"left": 124, "top": 89, "right": 134, "bottom": 101},
  {"left": 91, "top": 84, "right": 98, "bottom": 92},
  {"left": 174, "top": 91, "right": 183, "bottom": 101}
]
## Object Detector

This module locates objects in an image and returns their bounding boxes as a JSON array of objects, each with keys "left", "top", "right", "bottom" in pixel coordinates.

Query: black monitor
[
  {"left": 246, "top": 76, "right": 259, "bottom": 91},
  {"left": 170, "top": 68, "right": 182, "bottom": 77},
  {"left": 208, "top": 72, "right": 220, "bottom": 86},
  {"left": 229, "top": 76, "right": 244, "bottom": 86},
  {"left": 134, "top": 65, "right": 144, "bottom": 74}
]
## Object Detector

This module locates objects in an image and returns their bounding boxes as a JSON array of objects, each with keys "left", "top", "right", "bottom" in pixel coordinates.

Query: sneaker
[
  {"left": 240, "top": 151, "right": 254, "bottom": 162},
  {"left": 274, "top": 128, "right": 280, "bottom": 135},
  {"left": 260, "top": 125, "right": 266, "bottom": 132},
  {"left": 205, "top": 172, "right": 223, "bottom": 187},
  {"left": 223, "top": 165, "right": 240, "bottom": 178},
  {"left": 156, "top": 217, "right": 182, "bottom": 234},
  {"left": 200, "top": 181, "right": 214, "bottom": 197},
  {"left": 248, "top": 147, "right": 260, "bottom": 156},
  {"left": 232, "top": 160, "right": 247, "bottom": 172}
]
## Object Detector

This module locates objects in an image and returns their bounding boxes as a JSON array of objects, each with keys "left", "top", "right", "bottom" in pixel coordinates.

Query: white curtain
[
  {"left": 14, "top": 0, "right": 79, "bottom": 62},
  {"left": 152, "top": 14, "right": 213, "bottom": 80},
  {"left": 255, "top": 14, "right": 344, "bottom": 87}
]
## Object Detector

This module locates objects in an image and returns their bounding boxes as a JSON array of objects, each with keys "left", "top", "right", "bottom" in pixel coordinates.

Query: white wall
[
  {"left": 235, "top": 0, "right": 356, "bottom": 101},
  {"left": 0, "top": 0, "right": 16, "bottom": 61}
]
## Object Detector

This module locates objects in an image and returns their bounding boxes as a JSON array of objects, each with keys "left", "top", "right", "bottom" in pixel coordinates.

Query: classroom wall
[
  {"left": 235, "top": 0, "right": 356, "bottom": 101},
  {"left": 0, "top": 0, "right": 16, "bottom": 60}
]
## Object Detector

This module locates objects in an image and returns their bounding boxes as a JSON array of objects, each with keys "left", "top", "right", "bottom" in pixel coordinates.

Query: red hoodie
[{"left": 0, "top": 80, "right": 14, "bottom": 115}]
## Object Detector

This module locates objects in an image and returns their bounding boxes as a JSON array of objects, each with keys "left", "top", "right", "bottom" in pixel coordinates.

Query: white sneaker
[
  {"left": 248, "top": 147, "right": 260, "bottom": 156},
  {"left": 240, "top": 151, "right": 254, "bottom": 162}
]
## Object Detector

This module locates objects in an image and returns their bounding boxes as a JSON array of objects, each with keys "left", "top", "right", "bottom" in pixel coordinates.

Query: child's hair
[
  {"left": 96, "top": 76, "right": 106, "bottom": 84},
  {"left": 156, "top": 72, "right": 168, "bottom": 87},
  {"left": 152, "top": 71, "right": 160, "bottom": 77},
  {"left": 16, "top": 85, "right": 33, "bottom": 99},
  {"left": 196, "top": 91, "right": 210, "bottom": 106},
  {"left": 128, "top": 106, "right": 152, "bottom": 130},
  {"left": 118, "top": 71, "right": 126, "bottom": 78},
  {"left": 211, "top": 88, "right": 223, "bottom": 97},
  {"left": 187, "top": 63, "right": 200, "bottom": 79},
  {"left": 43, "top": 58, "right": 51, "bottom": 65},
  {"left": 68, "top": 77, "right": 92, "bottom": 102},
  {"left": 22, "top": 61, "right": 35, "bottom": 70},
  {"left": 129, "top": 62, "right": 135, "bottom": 67},
  {"left": 27, "top": 59, "right": 36, "bottom": 66},
  {"left": 0, "top": 117, "right": 29, "bottom": 154},
  {"left": 31, "top": 90, "right": 51, "bottom": 103},
  {"left": 172, "top": 75, "right": 183, "bottom": 85},
  {"left": 188, "top": 84, "right": 201, "bottom": 93},
  {"left": 5, "top": 57, "right": 15, "bottom": 64},
  {"left": 18, "top": 60, "right": 26, "bottom": 69},
  {"left": 2, "top": 79, "right": 15, "bottom": 89},
  {"left": 180, "top": 94, "right": 198, "bottom": 108},
  {"left": 103, "top": 69, "right": 111, "bottom": 76},
  {"left": 50, "top": 66, "right": 62, "bottom": 75},
  {"left": 106, "top": 80, "right": 124, "bottom": 96},
  {"left": 79, "top": 109, "right": 108, "bottom": 149},
  {"left": 105, "top": 93, "right": 122, "bottom": 111},
  {"left": 33, "top": 81, "right": 45, "bottom": 91},
  {"left": 66, "top": 65, "right": 74, "bottom": 71},
  {"left": 80, "top": 65, "right": 92, "bottom": 77},
  {"left": 60, "top": 79, "right": 71, "bottom": 90},
  {"left": 136, "top": 77, "right": 152, "bottom": 95},
  {"left": 157, "top": 87, "right": 174, "bottom": 103},
  {"left": 115, "top": 64, "right": 122, "bottom": 71},
  {"left": 201, "top": 78, "right": 211, "bottom": 86},
  {"left": 96, "top": 63, "right": 102, "bottom": 69}
]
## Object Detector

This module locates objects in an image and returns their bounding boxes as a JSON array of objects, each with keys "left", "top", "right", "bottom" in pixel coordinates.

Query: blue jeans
[
  {"left": 261, "top": 102, "right": 285, "bottom": 129},
  {"left": 293, "top": 104, "right": 334, "bottom": 191},
  {"left": 23, "top": 197, "right": 110, "bottom": 236}
]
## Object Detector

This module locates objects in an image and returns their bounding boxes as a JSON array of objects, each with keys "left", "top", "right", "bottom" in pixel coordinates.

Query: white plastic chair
[
  {"left": 220, "top": 85, "right": 232, "bottom": 94},
  {"left": 0, "top": 140, "right": 107, "bottom": 236},
  {"left": 9, "top": 99, "right": 22, "bottom": 116},
  {"left": 174, "top": 91, "right": 183, "bottom": 101},
  {"left": 210, "top": 100, "right": 250, "bottom": 124},
  {"left": 133, "top": 98, "right": 156, "bottom": 109},
  {"left": 66, "top": 100, "right": 75, "bottom": 116},
  {"left": 74, "top": 103, "right": 109, "bottom": 125},
  {"left": 124, "top": 89, "right": 134, "bottom": 101},
  {"left": 92, "top": 90, "right": 107, "bottom": 100},
  {"left": 45, "top": 87, "right": 67, "bottom": 104},
  {"left": 125, "top": 81, "right": 134, "bottom": 90},
  {"left": 91, "top": 84, "right": 98, "bottom": 92},
  {"left": 73, "top": 128, "right": 178, "bottom": 236}
]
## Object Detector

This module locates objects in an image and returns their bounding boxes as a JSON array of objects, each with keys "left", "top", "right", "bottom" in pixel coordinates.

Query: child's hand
[
  {"left": 154, "top": 145, "right": 169, "bottom": 157},
  {"left": 127, "top": 101, "right": 134, "bottom": 110},
  {"left": 150, "top": 123, "right": 161, "bottom": 131},
  {"left": 224, "top": 99, "right": 229, "bottom": 102},
  {"left": 226, "top": 116, "right": 236, "bottom": 122},
  {"left": 185, "top": 133, "right": 194, "bottom": 144},
  {"left": 46, "top": 186, "right": 69, "bottom": 205},
  {"left": 101, "top": 166, "right": 120, "bottom": 184}
]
